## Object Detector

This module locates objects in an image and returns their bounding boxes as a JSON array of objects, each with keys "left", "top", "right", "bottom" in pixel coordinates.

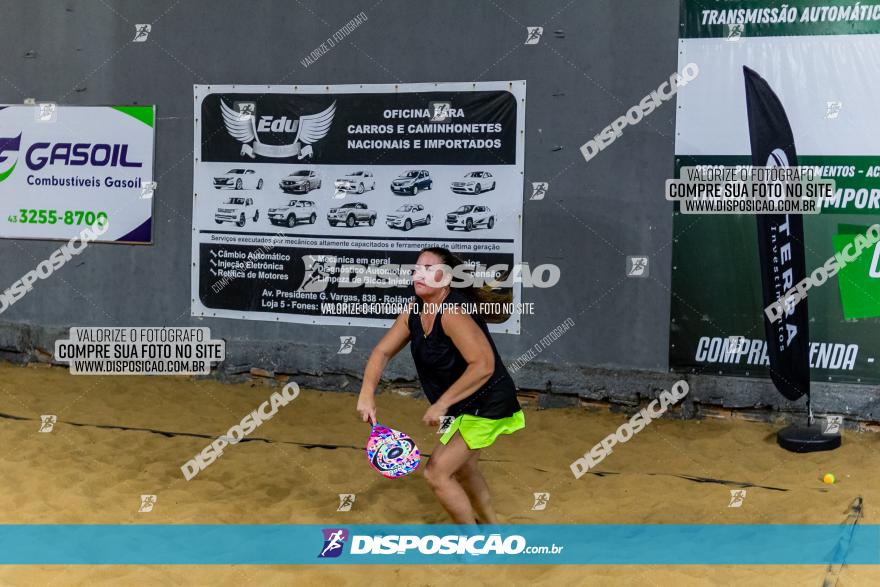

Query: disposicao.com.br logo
[
  {"left": 318, "top": 528, "right": 563, "bottom": 558},
  {"left": 318, "top": 528, "right": 349, "bottom": 558}
]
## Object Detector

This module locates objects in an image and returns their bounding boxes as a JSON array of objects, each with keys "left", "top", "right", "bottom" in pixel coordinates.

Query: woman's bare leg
[
  {"left": 424, "top": 433, "right": 478, "bottom": 524},
  {"left": 454, "top": 451, "right": 498, "bottom": 524}
]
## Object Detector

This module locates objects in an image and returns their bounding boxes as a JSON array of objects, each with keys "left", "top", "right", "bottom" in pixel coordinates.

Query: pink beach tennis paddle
[{"left": 366, "top": 423, "right": 421, "bottom": 479}]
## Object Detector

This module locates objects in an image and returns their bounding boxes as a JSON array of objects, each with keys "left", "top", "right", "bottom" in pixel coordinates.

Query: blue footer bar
[{"left": 0, "top": 524, "right": 877, "bottom": 564}]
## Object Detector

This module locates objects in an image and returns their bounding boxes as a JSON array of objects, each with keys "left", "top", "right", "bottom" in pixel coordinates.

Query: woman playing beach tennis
[{"left": 356, "top": 247, "right": 524, "bottom": 524}]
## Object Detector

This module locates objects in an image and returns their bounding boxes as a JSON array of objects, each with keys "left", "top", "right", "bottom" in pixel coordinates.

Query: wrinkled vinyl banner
[
  {"left": 192, "top": 82, "right": 525, "bottom": 333},
  {"left": 671, "top": 1, "right": 880, "bottom": 383}
]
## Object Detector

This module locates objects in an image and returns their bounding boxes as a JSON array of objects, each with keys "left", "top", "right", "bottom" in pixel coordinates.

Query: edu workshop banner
[
  {"left": 669, "top": 1, "right": 880, "bottom": 384},
  {"left": 191, "top": 81, "right": 526, "bottom": 333},
  {"left": 0, "top": 104, "right": 155, "bottom": 243}
]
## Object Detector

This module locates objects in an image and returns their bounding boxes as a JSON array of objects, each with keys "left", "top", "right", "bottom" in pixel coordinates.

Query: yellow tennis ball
[{"left": 823, "top": 473, "right": 836, "bottom": 484}]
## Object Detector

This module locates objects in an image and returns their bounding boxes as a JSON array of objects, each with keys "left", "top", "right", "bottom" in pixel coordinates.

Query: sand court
[{"left": 0, "top": 363, "right": 877, "bottom": 584}]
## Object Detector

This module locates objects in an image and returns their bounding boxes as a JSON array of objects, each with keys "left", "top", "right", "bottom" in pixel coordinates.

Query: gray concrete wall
[{"left": 0, "top": 0, "right": 871, "bottom": 422}]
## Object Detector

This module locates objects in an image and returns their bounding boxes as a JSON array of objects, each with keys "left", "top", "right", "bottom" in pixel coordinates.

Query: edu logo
[
  {"left": 221, "top": 99, "right": 335, "bottom": 160},
  {"left": 318, "top": 528, "right": 349, "bottom": 558},
  {"left": 0, "top": 133, "right": 22, "bottom": 183}
]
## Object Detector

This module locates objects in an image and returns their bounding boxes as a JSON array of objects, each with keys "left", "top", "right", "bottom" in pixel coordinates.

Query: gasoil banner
[
  {"left": 191, "top": 82, "right": 526, "bottom": 333},
  {"left": 671, "top": 1, "right": 880, "bottom": 384},
  {"left": 0, "top": 105, "right": 155, "bottom": 243}
]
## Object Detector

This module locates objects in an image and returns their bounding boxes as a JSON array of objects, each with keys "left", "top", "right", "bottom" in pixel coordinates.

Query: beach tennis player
[{"left": 356, "top": 247, "right": 524, "bottom": 524}]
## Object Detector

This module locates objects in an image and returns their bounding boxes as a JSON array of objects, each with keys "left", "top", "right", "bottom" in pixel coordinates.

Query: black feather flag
[{"left": 743, "top": 66, "right": 810, "bottom": 401}]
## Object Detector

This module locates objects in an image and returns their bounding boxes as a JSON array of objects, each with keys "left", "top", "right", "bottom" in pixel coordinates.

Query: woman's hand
[
  {"left": 357, "top": 393, "right": 377, "bottom": 425},
  {"left": 356, "top": 309, "right": 412, "bottom": 427},
  {"left": 422, "top": 402, "right": 448, "bottom": 427}
]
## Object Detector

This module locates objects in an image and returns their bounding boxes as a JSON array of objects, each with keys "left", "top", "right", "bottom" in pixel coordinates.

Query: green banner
[
  {"left": 833, "top": 224, "right": 880, "bottom": 318},
  {"left": 669, "top": 212, "right": 879, "bottom": 382},
  {"left": 673, "top": 1, "right": 880, "bottom": 384},
  {"left": 681, "top": 0, "right": 880, "bottom": 39}
]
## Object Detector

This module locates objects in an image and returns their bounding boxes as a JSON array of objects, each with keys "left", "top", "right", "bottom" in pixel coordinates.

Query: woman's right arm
[{"left": 356, "top": 307, "right": 412, "bottom": 424}]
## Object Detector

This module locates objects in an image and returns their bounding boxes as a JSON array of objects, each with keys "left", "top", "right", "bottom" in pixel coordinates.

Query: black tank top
[{"left": 408, "top": 290, "right": 520, "bottom": 419}]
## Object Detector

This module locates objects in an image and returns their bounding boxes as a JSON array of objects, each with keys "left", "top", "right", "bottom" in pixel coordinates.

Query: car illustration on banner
[
  {"left": 386, "top": 204, "right": 431, "bottom": 231},
  {"left": 335, "top": 170, "right": 376, "bottom": 194},
  {"left": 328, "top": 202, "right": 377, "bottom": 227},
  {"left": 268, "top": 199, "right": 317, "bottom": 227},
  {"left": 215, "top": 196, "right": 259, "bottom": 227},
  {"left": 451, "top": 171, "right": 495, "bottom": 194},
  {"left": 213, "top": 168, "right": 264, "bottom": 190},
  {"left": 391, "top": 170, "right": 433, "bottom": 195},
  {"left": 280, "top": 169, "right": 322, "bottom": 193},
  {"left": 446, "top": 204, "right": 495, "bottom": 231}
]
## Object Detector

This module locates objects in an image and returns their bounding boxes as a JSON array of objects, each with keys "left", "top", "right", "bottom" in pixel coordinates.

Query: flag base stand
[{"left": 777, "top": 423, "right": 840, "bottom": 453}]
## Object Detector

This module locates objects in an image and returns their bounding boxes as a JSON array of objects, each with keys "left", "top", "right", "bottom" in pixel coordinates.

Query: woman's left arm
[{"left": 422, "top": 309, "right": 496, "bottom": 426}]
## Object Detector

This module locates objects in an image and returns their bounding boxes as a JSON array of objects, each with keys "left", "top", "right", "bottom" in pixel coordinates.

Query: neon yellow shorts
[{"left": 439, "top": 410, "right": 525, "bottom": 449}]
